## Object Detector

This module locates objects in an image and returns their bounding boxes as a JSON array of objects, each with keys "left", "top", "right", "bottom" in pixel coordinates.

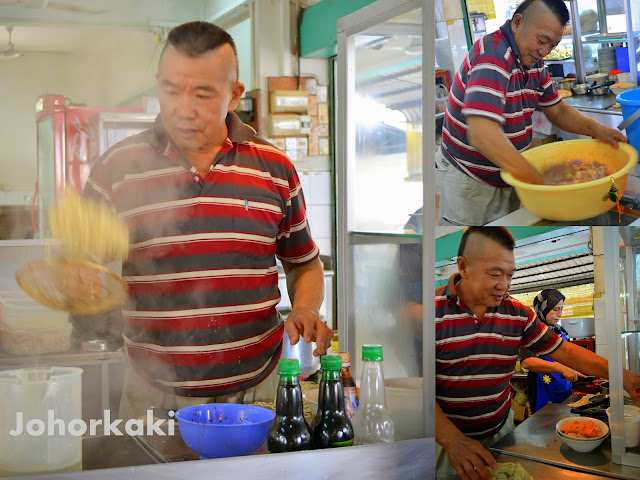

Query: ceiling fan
[
  {"left": 0, "top": 0, "right": 107, "bottom": 15},
  {"left": 0, "top": 25, "right": 63, "bottom": 60}
]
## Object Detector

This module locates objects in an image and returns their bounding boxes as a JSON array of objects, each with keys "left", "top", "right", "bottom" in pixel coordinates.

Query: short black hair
[
  {"left": 457, "top": 227, "right": 516, "bottom": 258},
  {"left": 514, "top": 0, "right": 570, "bottom": 26},
  {"left": 162, "top": 21, "right": 239, "bottom": 79}
]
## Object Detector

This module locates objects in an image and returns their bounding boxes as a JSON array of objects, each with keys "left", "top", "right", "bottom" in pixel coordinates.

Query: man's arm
[
  {"left": 541, "top": 101, "right": 628, "bottom": 147},
  {"left": 466, "top": 116, "right": 545, "bottom": 184},
  {"left": 436, "top": 402, "right": 497, "bottom": 480},
  {"left": 281, "top": 257, "right": 332, "bottom": 356},
  {"left": 521, "top": 356, "right": 585, "bottom": 381},
  {"left": 548, "top": 341, "right": 640, "bottom": 404}
]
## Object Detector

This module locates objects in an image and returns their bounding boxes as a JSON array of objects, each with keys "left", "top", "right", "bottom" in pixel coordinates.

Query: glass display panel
[
  {"left": 352, "top": 242, "right": 423, "bottom": 380},
  {"left": 351, "top": 9, "right": 423, "bottom": 234}
]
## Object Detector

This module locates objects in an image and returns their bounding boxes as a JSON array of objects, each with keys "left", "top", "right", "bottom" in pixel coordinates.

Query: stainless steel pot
[
  {"left": 560, "top": 317, "right": 595, "bottom": 338},
  {"left": 571, "top": 83, "right": 589, "bottom": 95},
  {"left": 281, "top": 321, "right": 320, "bottom": 376}
]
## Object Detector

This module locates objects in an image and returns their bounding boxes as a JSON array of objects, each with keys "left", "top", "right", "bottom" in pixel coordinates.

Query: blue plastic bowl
[{"left": 175, "top": 403, "right": 275, "bottom": 459}]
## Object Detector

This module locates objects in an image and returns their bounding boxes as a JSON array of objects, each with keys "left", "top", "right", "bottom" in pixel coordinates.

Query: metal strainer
[{"left": 15, "top": 257, "right": 128, "bottom": 315}]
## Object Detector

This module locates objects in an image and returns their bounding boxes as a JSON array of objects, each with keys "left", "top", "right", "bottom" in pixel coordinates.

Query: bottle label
[
  {"left": 331, "top": 439, "right": 354, "bottom": 447},
  {"left": 344, "top": 386, "right": 359, "bottom": 420}
]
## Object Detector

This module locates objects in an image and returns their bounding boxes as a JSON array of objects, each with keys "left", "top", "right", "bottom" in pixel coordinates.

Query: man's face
[
  {"left": 156, "top": 44, "right": 245, "bottom": 153},
  {"left": 458, "top": 236, "right": 515, "bottom": 308},
  {"left": 511, "top": 10, "right": 564, "bottom": 67}
]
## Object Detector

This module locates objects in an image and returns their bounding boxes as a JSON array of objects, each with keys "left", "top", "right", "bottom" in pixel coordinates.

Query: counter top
[
  {"left": 39, "top": 437, "right": 436, "bottom": 480},
  {"left": 493, "top": 452, "right": 613, "bottom": 479},
  {"left": 490, "top": 400, "right": 640, "bottom": 479},
  {"left": 563, "top": 93, "right": 619, "bottom": 112}
]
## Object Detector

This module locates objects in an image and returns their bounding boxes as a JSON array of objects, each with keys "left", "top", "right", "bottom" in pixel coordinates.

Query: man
[
  {"left": 435, "top": 227, "right": 640, "bottom": 480},
  {"left": 438, "top": 0, "right": 627, "bottom": 226},
  {"left": 83, "top": 22, "right": 332, "bottom": 419}
]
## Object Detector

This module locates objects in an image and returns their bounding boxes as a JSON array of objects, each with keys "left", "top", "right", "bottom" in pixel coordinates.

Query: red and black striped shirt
[
  {"left": 435, "top": 274, "right": 562, "bottom": 439},
  {"left": 84, "top": 112, "right": 319, "bottom": 396},
  {"left": 441, "top": 21, "right": 561, "bottom": 187}
]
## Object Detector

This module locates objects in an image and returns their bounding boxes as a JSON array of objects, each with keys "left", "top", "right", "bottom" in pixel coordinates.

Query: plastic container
[
  {"left": 384, "top": 377, "right": 423, "bottom": 440},
  {"left": 0, "top": 367, "right": 83, "bottom": 476},
  {"left": 0, "top": 300, "right": 71, "bottom": 355},
  {"left": 615, "top": 46, "right": 640, "bottom": 84},
  {"left": 501, "top": 139, "right": 638, "bottom": 221},
  {"left": 175, "top": 404, "right": 275, "bottom": 459},
  {"left": 606, "top": 405, "right": 640, "bottom": 448},
  {"left": 617, "top": 88, "right": 640, "bottom": 153}
]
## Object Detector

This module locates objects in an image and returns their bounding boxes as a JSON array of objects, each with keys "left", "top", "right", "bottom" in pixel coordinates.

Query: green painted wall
[
  {"left": 300, "top": 0, "right": 378, "bottom": 58},
  {"left": 435, "top": 227, "right": 565, "bottom": 263}
]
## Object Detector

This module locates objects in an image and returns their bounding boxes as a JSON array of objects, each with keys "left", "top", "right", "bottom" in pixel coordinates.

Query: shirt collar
[
  {"left": 150, "top": 111, "right": 257, "bottom": 161},
  {"left": 445, "top": 273, "right": 463, "bottom": 301}
]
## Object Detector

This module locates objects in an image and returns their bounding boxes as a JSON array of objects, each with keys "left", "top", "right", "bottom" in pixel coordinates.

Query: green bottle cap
[
  {"left": 320, "top": 354, "right": 342, "bottom": 371},
  {"left": 278, "top": 358, "right": 300, "bottom": 375},
  {"left": 362, "top": 344, "right": 383, "bottom": 361}
]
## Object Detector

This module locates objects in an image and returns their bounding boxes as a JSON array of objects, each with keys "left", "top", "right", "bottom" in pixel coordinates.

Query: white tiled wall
[{"left": 299, "top": 171, "right": 332, "bottom": 258}]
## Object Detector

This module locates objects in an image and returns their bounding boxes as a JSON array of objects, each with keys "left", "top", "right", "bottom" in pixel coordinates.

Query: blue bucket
[{"left": 618, "top": 89, "right": 640, "bottom": 153}]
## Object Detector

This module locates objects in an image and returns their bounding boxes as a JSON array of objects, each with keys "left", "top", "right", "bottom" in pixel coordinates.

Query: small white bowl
[
  {"left": 303, "top": 388, "right": 319, "bottom": 414},
  {"left": 556, "top": 417, "right": 609, "bottom": 452}
]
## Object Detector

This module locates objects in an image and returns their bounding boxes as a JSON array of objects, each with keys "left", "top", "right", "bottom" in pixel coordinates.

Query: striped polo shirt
[
  {"left": 435, "top": 274, "right": 562, "bottom": 439},
  {"left": 84, "top": 112, "right": 319, "bottom": 397},
  {"left": 441, "top": 21, "right": 561, "bottom": 187}
]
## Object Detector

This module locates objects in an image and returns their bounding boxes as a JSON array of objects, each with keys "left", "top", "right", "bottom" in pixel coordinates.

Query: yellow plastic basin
[{"left": 501, "top": 139, "right": 638, "bottom": 221}]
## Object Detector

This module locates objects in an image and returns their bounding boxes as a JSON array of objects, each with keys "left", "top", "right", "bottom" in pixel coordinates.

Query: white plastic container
[
  {"left": 384, "top": 377, "right": 424, "bottom": 441},
  {"left": 606, "top": 405, "right": 640, "bottom": 448},
  {"left": 0, "top": 299, "right": 71, "bottom": 355},
  {"left": 0, "top": 367, "right": 83, "bottom": 475}
]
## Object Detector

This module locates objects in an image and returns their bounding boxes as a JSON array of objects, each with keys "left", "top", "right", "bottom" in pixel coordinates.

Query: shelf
[{"left": 545, "top": 58, "right": 575, "bottom": 64}]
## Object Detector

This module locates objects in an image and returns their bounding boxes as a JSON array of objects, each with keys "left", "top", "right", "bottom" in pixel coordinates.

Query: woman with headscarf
[{"left": 518, "top": 289, "right": 586, "bottom": 413}]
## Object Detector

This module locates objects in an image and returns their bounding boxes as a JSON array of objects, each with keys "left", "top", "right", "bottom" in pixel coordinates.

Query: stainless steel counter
[
  {"left": 490, "top": 402, "right": 640, "bottom": 479},
  {"left": 494, "top": 452, "right": 614, "bottom": 479},
  {"left": 28, "top": 437, "right": 436, "bottom": 480},
  {"left": 563, "top": 93, "right": 619, "bottom": 112}
]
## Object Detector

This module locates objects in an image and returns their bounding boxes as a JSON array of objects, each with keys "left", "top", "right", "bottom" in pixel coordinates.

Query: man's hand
[
  {"left": 284, "top": 308, "right": 333, "bottom": 356},
  {"left": 441, "top": 430, "right": 497, "bottom": 480},
  {"left": 623, "top": 370, "right": 640, "bottom": 406},
  {"left": 593, "top": 124, "right": 628, "bottom": 148}
]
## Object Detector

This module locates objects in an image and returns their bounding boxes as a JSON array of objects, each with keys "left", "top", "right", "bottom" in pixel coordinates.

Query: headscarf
[{"left": 533, "top": 289, "right": 568, "bottom": 337}]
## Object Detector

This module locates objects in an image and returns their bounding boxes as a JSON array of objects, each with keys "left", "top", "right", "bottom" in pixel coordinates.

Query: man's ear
[
  {"left": 228, "top": 81, "right": 246, "bottom": 112},
  {"left": 457, "top": 256, "right": 468, "bottom": 278},
  {"left": 512, "top": 12, "right": 525, "bottom": 30}
]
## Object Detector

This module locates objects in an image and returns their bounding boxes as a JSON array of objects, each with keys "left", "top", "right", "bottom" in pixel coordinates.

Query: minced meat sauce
[{"left": 542, "top": 159, "right": 611, "bottom": 185}]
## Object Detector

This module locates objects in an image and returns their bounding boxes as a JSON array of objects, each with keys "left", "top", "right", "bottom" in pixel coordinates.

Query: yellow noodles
[{"left": 49, "top": 191, "right": 129, "bottom": 263}]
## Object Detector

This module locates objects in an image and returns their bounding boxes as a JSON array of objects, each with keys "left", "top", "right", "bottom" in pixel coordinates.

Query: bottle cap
[
  {"left": 278, "top": 358, "right": 300, "bottom": 375},
  {"left": 338, "top": 351, "right": 351, "bottom": 367},
  {"left": 320, "top": 354, "right": 342, "bottom": 371},
  {"left": 362, "top": 344, "right": 383, "bottom": 361}
]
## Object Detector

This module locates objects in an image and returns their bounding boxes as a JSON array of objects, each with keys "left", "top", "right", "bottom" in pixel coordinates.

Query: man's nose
[
  {"left": 497, "top": 275, "right": 509, "bottom": 291},
  {"left": 176, "top": 93, "right": 197, "bottom": 117}
]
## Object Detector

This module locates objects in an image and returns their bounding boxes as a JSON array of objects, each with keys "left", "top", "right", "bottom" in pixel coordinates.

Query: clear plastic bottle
[{"left": 352, "top": 344, "right": 394, "bottom": 444}]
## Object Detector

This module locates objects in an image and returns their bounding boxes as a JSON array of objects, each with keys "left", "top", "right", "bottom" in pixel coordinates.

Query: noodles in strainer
[{"left": 49, "top": 191, "right": 129, "bottom": 263}]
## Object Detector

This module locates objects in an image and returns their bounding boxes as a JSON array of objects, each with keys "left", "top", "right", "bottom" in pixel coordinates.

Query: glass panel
[
  {"left": 36, "top": 117, "right": 54, "bottom": 238},
  {"left": 351, "top": 8, "right": 422, "bottom": 233}
]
